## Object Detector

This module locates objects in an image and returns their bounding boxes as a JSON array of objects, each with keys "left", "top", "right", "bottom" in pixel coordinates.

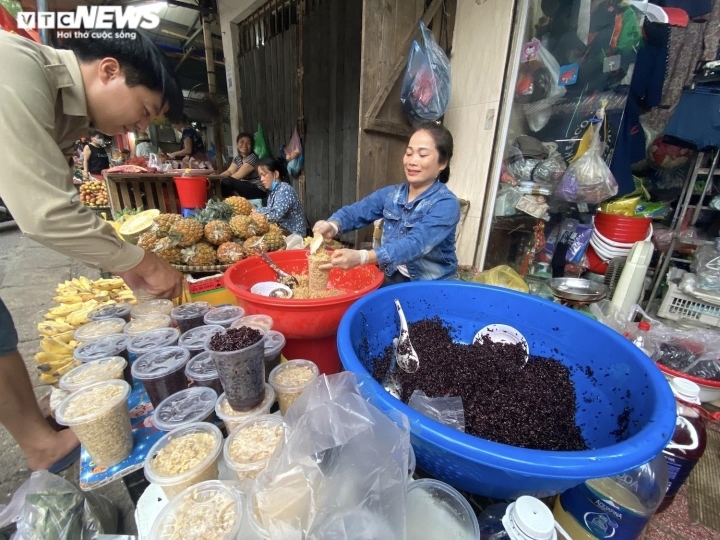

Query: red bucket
[
  {"left": 586, "top": 245, "right": 609, "bottom": 274},
  {"left": 173, "top": 176, "right": 209, "bottom": 209}
]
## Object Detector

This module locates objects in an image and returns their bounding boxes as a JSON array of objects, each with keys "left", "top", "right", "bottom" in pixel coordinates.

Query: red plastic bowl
[
  {"left": 224, "top": 250, "right": 384, "bottom": 374},
  {"left": 655, "top": 362, "right": 720, "bottom": 403},
  {"left": 586, "top": 245, "right": 609, "bottom": 274}
]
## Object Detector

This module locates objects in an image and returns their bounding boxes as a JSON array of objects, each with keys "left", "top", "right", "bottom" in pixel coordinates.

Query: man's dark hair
[
  {"left": 63, "top": 31, "right": 184, "bottom": 121},
  {"left": 236, "top": 132, "right": 254, "bottom": 144}
]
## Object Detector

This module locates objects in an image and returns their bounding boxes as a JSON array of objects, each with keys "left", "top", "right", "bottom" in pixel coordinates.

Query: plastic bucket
[
  {"left": 173, "top": 176, "right": 209, "bottom": 209},
  {"left": 585, "top": 245, "right": 609, "bottom": 274}
]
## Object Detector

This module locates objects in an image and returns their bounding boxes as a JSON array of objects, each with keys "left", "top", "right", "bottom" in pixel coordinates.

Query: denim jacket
[{"left": 328, "top": 181, "right": 460, "bottom": 280}]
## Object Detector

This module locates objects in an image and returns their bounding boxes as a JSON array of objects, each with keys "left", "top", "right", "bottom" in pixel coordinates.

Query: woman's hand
[
  {"left": 319, "top": 249, "right": 369, "bottom": 271},
  {"left": 313, "top": 220, "right": 339, "bottom": 240}
]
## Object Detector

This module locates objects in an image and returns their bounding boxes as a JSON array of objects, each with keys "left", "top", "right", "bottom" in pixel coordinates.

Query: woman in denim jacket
[{"left": 314, "top": 123, "right": 460, "bottom": 285}]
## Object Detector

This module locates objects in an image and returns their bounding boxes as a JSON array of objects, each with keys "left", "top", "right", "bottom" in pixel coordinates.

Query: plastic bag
[
  {"left": 401, "top": 21, "right": 451, "bottom": 124},
  {"left": 0, "top": 471, "right": 117, "bottom": 540},
  {"left": 555, "top": 107, "right": 618, "bottom": 204},
  {"left": 285, "top": 127, "right": 304, "bottom": 178},
  {"left": 408, "top": 390, "right": 465, "bottom": 432},
  {"left": 472, "top": 265, "right": 529, "bottom": 293},
  {"left": 532, "top": 154, "right": 567, "bottom": 185},
  {"left": 254, "top": 123, "right": 271, "bottom": 160},
  {"left": 521, "top": 44, "right": 566, "bottom": 132},
  {"left": 252, "top": 373, "right": 409, "bottom": 540}
]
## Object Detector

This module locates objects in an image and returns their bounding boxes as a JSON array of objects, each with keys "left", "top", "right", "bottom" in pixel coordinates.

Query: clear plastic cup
[
  {"left": 232, "top": 314, "right": 274, "bottom": 331},
  {"left": 149, "top": 480, "right": 244, "bottom": 540},
  {"left": 55, "top": 380, "right": 133, "bottom": 468},
  {"left": 59, "top": 356, "right": 127, "bottom": 393},
  {"left": 406, "top": 479, "right": 480, "bottom": 540},
  {"left": 131, "top": 346, "right": 190, "bottom": 408},
  {"left": 215, "top": 385, "right": 275, "bottom": 433},
  {"left": 152, "top": 386, "right": 218, "bottom": 431},
  {"left": 268, "top": 359, "right": 319, "bottom": 415},
  {"left": 207, "top": 327, "right": 267, "bottom": 411},
  {"left": 131, "top": 299, "right": 174, "bottom": 319},
  {"left": 179, "top": 324, "right": 224, "bottom": 358},
  {"left": 73, "top": 334, "right": 131, "bottom": 383},
  {"left": 74, "top": 318, "right": 127, "bottom": 343},
  {"left": 203, "top": 305, "right": 245, "bottom": 328},
  {"left": 88, "top": 303, "right": 132, "bottom": 323},
  {"left": 185, "top": 351, "right": 223, "bottom": 396},
  {"left": 126, "top": 327, "right": 180, "bottom": 363},
  {"left": 263, "top": 331, "right": 286, "bottom": 382},
  {"left": 144, "top": 422, "right": 223, "bottom": 499},
  {"left": 223, "top": 415, "right": 284, "bottom": 481},
  {"left": 123, "top": 314, "right": 172, "bottom": 338},
  {"left": 171, "top": 302, "right": 212, "bottom": 334}
]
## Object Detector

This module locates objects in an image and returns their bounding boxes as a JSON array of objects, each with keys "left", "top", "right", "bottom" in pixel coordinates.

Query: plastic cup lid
[
  {"left": 179, "top": 325, "right": 225, "bottom": 351},
  {"left": 73, "top": 333, "right": 130, "bottom": 362},
  {"left": 223, "top": 414, "right": 284, "bottom": 468},
  {"left": 56, "top": 379, "right": 131, "bottom": 425},
  {"left": 670, "top": 377, "right": 701, "bottom": 403},
  {"left": 88, "top": 303, "right": 132, "bottom": 320},
  {"left": 74, "top": 318, "right": 127, "bottom": 342},
  {"left": 185, "top": 351, "right": 219, "bottom": 381},
  {"left": 59, "top": 356, "right": 127, "bottom": 392},
  {"left": 152, "top": 387, "right": 218, "bottom": 431},
  {"left": 215, "top": 385, "right": 275, "bottom": 421},
  {"left": 171, "top": 301, "right": 212, "bottom": 320},
  {"left": 131, "top": 299, "right": 174, "bottom": 318},
  {"left": 407, "top": 479, "right": 479, "bottom": 538},
  {"left": 127, "top": 327, "right": 180, "bottom": 356},
  {"left": 264, "top": 331, "right": 286, "bottom": 357},
  {"left": 269, "top": 359, "right": 319, "bottom": 391},
  {"left": 131, "top": 346, "right": 190, "bottom": 380},
  {"left": 502, "top": 497, "right": 557, "bottom": 540},
  {"left": 203, "top": 305, "right": 245, "bottom": 326},
  {"left": 149, "top": 480, "right": 244, "bottom": 540},
  {"left": 123, "top": 314, "right": 172, "bottom": 337},
  {"left": 234, "top": 314, "right": 273, "bottom": 331}
]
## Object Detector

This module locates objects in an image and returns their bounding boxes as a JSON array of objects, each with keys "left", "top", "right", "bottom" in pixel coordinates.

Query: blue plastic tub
[{"left": 337, "top": 282, "right": 676, "bottom": 499}]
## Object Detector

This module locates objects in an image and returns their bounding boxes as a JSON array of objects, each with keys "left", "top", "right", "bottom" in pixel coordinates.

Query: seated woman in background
[
  {"left": 218, "top": 132, "right": 267, "bottom": 201},
  {"left": 313, "top": 122, "right": 459, "bottom": 285},
  {"left": 168, "top": 116, "right": 207, "bottom": 160},
  {"left": 256, "top": 158, "right": 307, "bottom": 236}
]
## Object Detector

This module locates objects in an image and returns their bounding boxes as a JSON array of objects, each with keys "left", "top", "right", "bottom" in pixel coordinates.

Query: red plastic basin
[{"left": 224, "top": 250, "right": 384, "bottom": 374}]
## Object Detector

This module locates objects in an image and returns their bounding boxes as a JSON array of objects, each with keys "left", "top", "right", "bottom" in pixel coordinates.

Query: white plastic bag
[
  {"left": 522, "top": 43, "right": 566, "bottom": 132},
  {"left": 252, "top": 372, "right": 410, "bottom": 540},
  {"left": 408, "top": 390, "right": 465, "bottom": 432}
]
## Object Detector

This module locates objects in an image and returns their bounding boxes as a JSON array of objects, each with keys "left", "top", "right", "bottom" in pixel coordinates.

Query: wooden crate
[{"left": 104, "top": 173, "right": 223, "bottom": 214}]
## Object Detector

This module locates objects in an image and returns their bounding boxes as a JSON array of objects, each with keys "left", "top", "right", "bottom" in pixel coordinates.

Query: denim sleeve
[
  {"left": 374, "top": 196, "right": 460, "bottom": 267},
  {"left": 328, "top": 186, "right": 394, "bottom": 233}
]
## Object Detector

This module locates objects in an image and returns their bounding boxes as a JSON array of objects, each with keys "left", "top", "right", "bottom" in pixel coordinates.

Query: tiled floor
[{"left": 643, "top": 484, "right": 720, "bottom": 540}]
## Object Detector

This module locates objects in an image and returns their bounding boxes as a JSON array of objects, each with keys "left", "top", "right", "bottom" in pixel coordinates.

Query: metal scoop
[
  {"left": 394, "top": 299, "right": 420, "bottom": 373},
  {"left": 257, "top": 251, "right": 299, "bottom": 289},
  {"left": 473, "top": 324, "right": 529, "bottom": 364}
]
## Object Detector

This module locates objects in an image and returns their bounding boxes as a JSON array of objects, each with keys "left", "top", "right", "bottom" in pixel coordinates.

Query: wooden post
[
  {"left": 296, "top": 0, "right": 307, "bottom": 209},
  {"left": 202, "top": 15, "right": 225, "bottom": 171}
]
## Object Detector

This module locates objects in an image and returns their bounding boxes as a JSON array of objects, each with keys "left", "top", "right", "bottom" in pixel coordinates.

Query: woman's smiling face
[{"left": 403, "top": 129, "right": 446, "bottom": 187}]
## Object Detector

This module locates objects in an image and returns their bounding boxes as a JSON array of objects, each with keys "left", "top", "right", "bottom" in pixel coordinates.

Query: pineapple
[
  {"left": 204, "top": 220, "right": 234, "bottom": 245},
  {"left": 229, "top": 215, "right": 255, "bottom": 239},
  {"left": 217, "top": 242, "right": 246, "bottom": 264},
  {"left": 137, "top": 231, "right": 159, "bottom": 252},
  {"left": 152, "top": 213, "right": 182, "bottom": 238},
  {"left": 225, "top": 196, "right": 254, "bottom": 216},
  {"left": 153, "top": 237, "right": 183, "bottom": 264},
  {"left": 169, "top": 218, "right": 204, "bottom": 247},
  {"left": 195, "top": 198, "right": 234, "bottom": 225},
  {"left": 251, "top": 213, "right": 270, "bottom": 235},
  {"left": 181, "top": 242, "right": 217, "bottom": 266},
  {"left": 268, "top": 223, "right": 283, "bottom": 235},
  {"left": 262, "top": 231, "right": 286, "bottom": 252},
  {"left": 244, "top": 236, "right": 263, "bottom": 253}
]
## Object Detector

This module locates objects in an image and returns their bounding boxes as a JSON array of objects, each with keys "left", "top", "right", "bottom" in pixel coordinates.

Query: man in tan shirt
[{"left": 0, "top": 30, "right": 184, "bottom": 472}]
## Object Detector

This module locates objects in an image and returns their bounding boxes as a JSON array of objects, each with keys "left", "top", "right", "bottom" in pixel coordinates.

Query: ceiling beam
[
  {"left": 165, "top": 0, "right": 214, "bottom": 14},
  {"left": 182, "top": 25, "right": 203, "bottom": 48}
]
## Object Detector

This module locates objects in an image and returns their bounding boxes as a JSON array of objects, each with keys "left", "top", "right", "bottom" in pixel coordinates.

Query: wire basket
[{"left": 658, "top": 282, "right": 720, "bottom": 327}]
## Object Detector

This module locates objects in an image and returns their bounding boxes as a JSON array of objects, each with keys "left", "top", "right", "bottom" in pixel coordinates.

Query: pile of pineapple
[
  {"left": 137, "top": 197, "right": 286, "bottom": 267},
  {"left": 36, "top": 276, "right": 136, "bottom": 385}
]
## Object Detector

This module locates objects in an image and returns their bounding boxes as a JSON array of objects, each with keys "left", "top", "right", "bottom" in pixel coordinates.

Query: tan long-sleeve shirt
[{"left": 0, "top": 32, "right": 144, "bottom": 272}]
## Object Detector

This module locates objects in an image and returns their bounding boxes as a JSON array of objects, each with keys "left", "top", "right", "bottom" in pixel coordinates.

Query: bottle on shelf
[
  {"left": 631, "top": 321, "right": 651, "bottom": 356},
  {"left": 478, "top": 496, "right": 569, "bottom": 539},
  {"left": 656, "top": 377, "right": 707, "bottom": 513}
]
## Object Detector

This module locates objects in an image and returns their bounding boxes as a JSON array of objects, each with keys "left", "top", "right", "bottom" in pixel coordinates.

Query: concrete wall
[{"left": 443, "top": 0, "right": 515, "bottom": 266}]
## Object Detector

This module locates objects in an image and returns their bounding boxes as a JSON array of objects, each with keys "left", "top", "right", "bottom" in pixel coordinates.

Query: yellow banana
[
  {"left": 48, "top": 303, "right": 84, "bottom": 317},
  {"left": 53, "top": 330, "right": 76, "bottom": 344},
  {"left": 38, "top": 321, "right": 75, "bottom": 337},
  {"left": 53, "top": 360, "right": 81, "bottom": 377},
  {"left": 79, "top": 292, "right": 95, "bottom": 302},
  {"left": 93, "top": 291, "right": 110, "bottom": 302},
  {"left": 79, "top": 276, "right": 93, "bottom": 291},
  {"left": 52, "top": 295, "right": 83, "bottom": 304},
  {"left": 40, "top": 337, "right": 75, "bottom": 356},
  {"left": 94, "top": 278, "right": 125, "bottom": 291},
  {"left": 35, "top": 351, "right": 74, "bottom": 367},
  {"left": 66, "top": 304, "right": 97, "bottom": 327},
  {"left": 40, "top": 372, "right": 59, "bottom": 385}
]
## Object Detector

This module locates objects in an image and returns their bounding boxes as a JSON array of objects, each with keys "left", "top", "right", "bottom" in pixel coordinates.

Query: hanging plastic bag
[
  {"left": 254, "top": 123, "right": 271, "bottom": 160},
  {"left": 472, "top": 265, "right": 529, "bottom": 293},
  {"left": 285, "top": 127, "right": 304, "bottom": 178},
  {"left": 521, "top": 44, "right": 566, "bottom": 132},
  {"left": 401, "top": 21, "right": 451, "bottom": 124},
  {"left": 555, "top": 105, "right": 618, "bottom": 204}
]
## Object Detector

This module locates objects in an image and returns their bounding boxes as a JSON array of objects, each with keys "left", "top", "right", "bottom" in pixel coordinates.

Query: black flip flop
[{"left": 48, "top": 446, "right": 81, "bottom": 475}]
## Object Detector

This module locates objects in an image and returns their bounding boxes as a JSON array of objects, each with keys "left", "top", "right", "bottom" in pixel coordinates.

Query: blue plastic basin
[{"left": 337, "top": 282, "right": 676, "bottom": 499}]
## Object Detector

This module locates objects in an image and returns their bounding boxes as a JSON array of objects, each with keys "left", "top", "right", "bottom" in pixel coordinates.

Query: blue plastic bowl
[{"left": 337, "top": 282, "right": 676, "bottom": 499}]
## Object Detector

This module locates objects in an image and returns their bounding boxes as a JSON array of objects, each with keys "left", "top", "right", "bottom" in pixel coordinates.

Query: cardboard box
[{"left": 185, "top": 273, "right": 237, "bottom": 307}]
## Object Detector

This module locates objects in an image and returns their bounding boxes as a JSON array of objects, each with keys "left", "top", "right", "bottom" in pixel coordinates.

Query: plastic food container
[
  {"left": 232, "top": 314, "right": 274, "bottom": 331},
  {"left": 215, "top": 385, "right": 275, "bottom": 433},
  {"left": 263, "top": 331, "right": 286, "bottom": 381},
  {"left": 88, "top": 303, "right": 132, "bottom": 323},
  {"left": 203, "top": 305, "right": 245, "bottom": 328},
  {"left": 131, "top": 299, "right": 174, "bottom": 319},
  {"left": 152, "top": 387, "right": 218, "bottom": 431},
  {"left": 74, "top": 318, "right": 127, "bottom": 343},
  {"left": 123, "top": 314, "right": 172, "bottom": 338},
  {"left": 144, "top": 422, "right": 223, "bottom": 499},
  {"left": 56, "top": 380, "right": 133, "bottom": 468},
  {"left": 178, "top": 324, "right": 224, "bottom": 358},
  {"left": 126, "top": 327, "right": 180, "bottom": 363},
  {"left": 406, "top": 479, "right": 480, "bottom": 540},
  {"left": 149, "top": 480, "right": 244, "bottom": 540},
  {"left": 131, "top": 346, "right": 190, "bottom": 408},
  {"left": 59, "top": 356, "right": 127, "bottom": 393},
  {"left": 185, "top": 351, "right": 223, "bottom": 395},
  {"left": 207, "top": 327, "right": 267, "bottom": 411},
  {"left": 171, "top": 302, "right": 212, "bottom": 334},
  {"left": 73, "top": 334, "right": 131, "bottom": 383},
  {"left": 223, "top": 415, "right": 284, "bottom": 481},
  {"left": 268, "top": 359, "right": 319, "bottom": 415}
]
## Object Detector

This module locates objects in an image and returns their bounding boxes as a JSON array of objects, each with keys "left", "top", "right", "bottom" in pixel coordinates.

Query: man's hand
[
  {"left": 116, "top": 251, "right": 183, "bottom": 300},
  {"left": 319, "top": 249, "right": 368, "bottom": 271},
  {"left": 313, "top": 220, "right": 339, "bottom": 240}
]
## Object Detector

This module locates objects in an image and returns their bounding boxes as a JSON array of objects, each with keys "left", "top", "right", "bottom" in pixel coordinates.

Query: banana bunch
[{"left": 35, "top": 330, "right": 81, "bottom": 385}]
